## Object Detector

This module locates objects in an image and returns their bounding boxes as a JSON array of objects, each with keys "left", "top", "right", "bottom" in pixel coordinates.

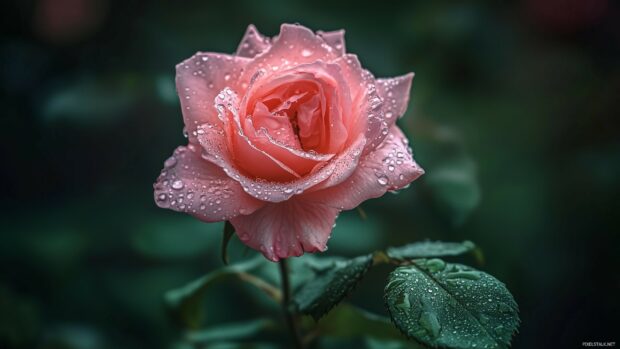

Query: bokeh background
[{"left": 1, "top": 0, "right": 618, "bottom": 348}]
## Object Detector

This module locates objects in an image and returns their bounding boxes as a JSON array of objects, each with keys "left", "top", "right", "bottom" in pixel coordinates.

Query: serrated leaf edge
[
  {"left": 384, "top": 261, "right": 519, "bottom": 349},
  {"left": 298, "top": 254, "right": 374, "bottom": 321}
]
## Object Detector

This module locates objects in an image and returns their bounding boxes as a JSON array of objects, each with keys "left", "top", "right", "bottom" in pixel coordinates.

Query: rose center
[{"left": 249, "top": 82, "right": 325, "bottom": 153}]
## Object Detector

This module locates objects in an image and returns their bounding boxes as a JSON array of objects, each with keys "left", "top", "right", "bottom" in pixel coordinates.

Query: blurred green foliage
[{"left": 1, "top": 0, "right": 618, "bottom": 348}]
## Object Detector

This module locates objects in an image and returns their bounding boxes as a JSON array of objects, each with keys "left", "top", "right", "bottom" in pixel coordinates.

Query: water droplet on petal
[
  {"left": 171, "top": 180, "right": 184, "bottom": 190},
  {"left": 164, "top": 157, "right": 177, "bottom": 168},
  {"left": 301, "top": 49, "right": 313, "bottom": 57},
  {"left": 377, "top": 176, "right": 389, "bottom": 185}
]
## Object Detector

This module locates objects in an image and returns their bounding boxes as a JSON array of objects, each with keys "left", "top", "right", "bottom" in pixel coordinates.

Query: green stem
[{"left": 278, "top": 259, "right": 304, "bottom": 349}]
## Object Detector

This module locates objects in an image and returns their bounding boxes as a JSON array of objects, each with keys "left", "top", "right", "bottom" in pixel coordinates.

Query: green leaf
[
  {"left": 184, "top": 318, "right": 276, "bottom": 344},
  {"left": 165, "top": 256, "right": 265, "bottom": 328},
  {"left": 384, "top": 260, "right": 519, "bottom": 348},
  {"left": 294, "top": 254, "right": 373, "bottom": 320},
  {"left": 386, "top": 241, "right": 476, "bottom": 261},
  {"left": 221, "top": 221, "right": 235, "bottom": 265}
]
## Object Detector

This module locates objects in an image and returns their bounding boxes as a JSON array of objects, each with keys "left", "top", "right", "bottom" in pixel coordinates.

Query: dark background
[{"left": 1, "top": 0, "right": 618, "bottom": 348}]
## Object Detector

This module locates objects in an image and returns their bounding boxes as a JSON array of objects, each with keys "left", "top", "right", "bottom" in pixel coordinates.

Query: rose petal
[
  {"left": 199, "top": 125, "right": 366, "bottom": 203},
  {"left": 213, "top": 87, "right": 304, "bottom": 181},
  {"left": 250, "top": 102, "right": 302, "bottom": 148},
  {"left": 333, "top": 54, "right": 387, "bottom": 154},
  {"left": 240, "top": 23, "right": 339, "bottom": 82},
  {"left": 318, "top": 29, "right": 346, "bottom": 56},
  {"left": 177, "top": 52, "right": 250, "bottom": 143},
  {"left": 253, "top": 129, "right": 335, "bottom": 175},
  {"left": 234, "top": 62, "right": 358, "bottom": 176},
  {"left": 242, "top": 62, "right": 352, "bottom": 154},
  {"left": 243, "top": 98, "right": 336, "bottom": 176},
  {"left": 236, "top": 24, "right": 271, "bottom": 58},
  {"left": 197, "top": 120, "right": 302, "bottom": 182},
  {"left": 229, "top": 198, "right": 340, "bottom": 261},
  {"left": 376, "top": 73, "right": 414, "bottom": 124},
  {"left": 221, "top": 88, "right": 330, "bottom": 180},
  {"left": 303, "top": 126, "right": 424, "bottom": 210},
  {"left": 153, "top": 145, "right": 265, "bottom": 221}
]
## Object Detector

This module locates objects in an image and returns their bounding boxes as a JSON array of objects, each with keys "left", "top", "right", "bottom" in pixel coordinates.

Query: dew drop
[
  {"left": 301, "top": 49, "right": 313, "bottom": 57},
  {"left": 377, "top": 176, "right": 389, "bottom": 185},
  {"left": 171, "top": 180, "right": 184, "bottom": 190},
  {"left": 164, "top": 156, "right": 177, "bottom": 168}
]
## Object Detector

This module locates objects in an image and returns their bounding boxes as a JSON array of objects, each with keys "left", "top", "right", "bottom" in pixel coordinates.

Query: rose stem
[{"left": 278, "top": 259, "right": 304, "bottom": 349}]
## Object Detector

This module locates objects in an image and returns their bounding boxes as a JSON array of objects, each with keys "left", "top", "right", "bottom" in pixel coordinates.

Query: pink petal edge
[
  {"left": 153, "top": 145, "right": 265, "bottom": 221},
  {"left": 376, "top": 73, "right": 414, "bottom": 123},
  {"left": 229, "top": 197, "right": 340, "bottom": 261},
  {"left": 176, "top": 52, "right": 250, "bottom": 144},
  {"left": 317, "top": 29, "right": 346, "bottom": 56},
  {"left": 302, "top": 125, "right": 424, "bottom": 210},
  {"left": 236, "top": 24, "right": 271, "bottom": 58}
]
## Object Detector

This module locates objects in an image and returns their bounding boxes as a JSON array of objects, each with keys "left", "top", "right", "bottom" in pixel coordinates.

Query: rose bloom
[{"left": 154, "top": 24, "right": 424, "bottom": 261}]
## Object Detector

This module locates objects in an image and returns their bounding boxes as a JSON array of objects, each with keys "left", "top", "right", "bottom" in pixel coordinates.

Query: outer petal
[
  {"left": 153, "top": 146, "right": 265, "bottom": 221},
  {"left": 376, "top": 73, "right": 414, "bottom": 124},
  {"left": 177, "top": 52, "right": 250, "bottom": 143},
  {"left": 229, "top": 198, "right": 340, "bottom": 261},
  {"left": 240, "top": 23, "right": 339, "bottom": 82},
  {"left": 236, "top": 24, "right": 271, "bottom": 58},
  {"left": 317, "top": 29, "right": 346, "bottom": 56},
  {"left": 302, "top": 126, "right": 424, "bottom": 210},
  {"left": 333, "top": 54, "right": 387, "bottom": 154}
]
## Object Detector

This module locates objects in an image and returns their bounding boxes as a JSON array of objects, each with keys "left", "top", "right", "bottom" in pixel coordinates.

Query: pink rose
[{"left": 154, "top": 24, "right": 424, "bottom": 261}]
